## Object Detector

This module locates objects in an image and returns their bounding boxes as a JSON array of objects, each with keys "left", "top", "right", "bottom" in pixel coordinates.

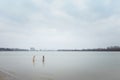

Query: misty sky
[{"left": 0, "top": 0, "right": 120, "bottom": 49}]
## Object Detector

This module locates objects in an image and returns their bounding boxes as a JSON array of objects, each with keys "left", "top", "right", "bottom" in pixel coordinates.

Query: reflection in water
[{"left": 32, "top": 55, "right": 36, "bottom": 66}]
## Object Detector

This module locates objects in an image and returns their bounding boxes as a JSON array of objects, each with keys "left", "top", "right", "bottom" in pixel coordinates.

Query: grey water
[{"left": 0, "top": 51, "right": 120, "bottom": 80}]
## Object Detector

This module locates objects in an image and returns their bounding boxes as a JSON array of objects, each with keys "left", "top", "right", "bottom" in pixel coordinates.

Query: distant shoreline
[
  {"left": 0, "top": 50, "right": 120, "bottom": 52},
  {"left": 1, "top": 46, "right": 120, "bottom": 52}
]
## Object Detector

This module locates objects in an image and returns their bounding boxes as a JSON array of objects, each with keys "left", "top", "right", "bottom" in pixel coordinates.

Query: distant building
[{"left": 30, "top": 47, "right": 36, "bottom": 51}]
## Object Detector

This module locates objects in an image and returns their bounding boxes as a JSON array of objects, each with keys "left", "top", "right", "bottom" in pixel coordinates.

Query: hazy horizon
[{"left": 0, "top": 0, "right": 120, "bottom": 49}]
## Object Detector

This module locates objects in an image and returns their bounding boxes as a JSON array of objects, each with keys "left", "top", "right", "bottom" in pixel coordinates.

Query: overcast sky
[{"left": 0, "top": 0, "right": 120, "bottom": 49}]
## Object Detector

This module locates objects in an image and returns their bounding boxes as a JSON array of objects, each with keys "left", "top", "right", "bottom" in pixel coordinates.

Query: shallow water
[{"left": 0, "top": 51, "right": 120, "bottom": 80}]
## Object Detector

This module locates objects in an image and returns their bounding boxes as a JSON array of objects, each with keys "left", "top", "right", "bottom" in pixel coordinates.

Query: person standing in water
[
  {"left": 42, "top": 55, "right": 45, "bottom": 64},
  {"left": 32, "top": 55, "right": 36, "bottom": 66}
]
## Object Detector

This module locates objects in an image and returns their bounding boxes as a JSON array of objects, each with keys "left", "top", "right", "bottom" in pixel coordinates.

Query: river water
[{"left": 0, "top": 51, "right": 120, "bottom": 80}]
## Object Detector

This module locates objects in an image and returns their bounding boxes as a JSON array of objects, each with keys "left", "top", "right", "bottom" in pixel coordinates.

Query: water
[{"left": 0, "top": 51, "right": 120, "bottom": 80}]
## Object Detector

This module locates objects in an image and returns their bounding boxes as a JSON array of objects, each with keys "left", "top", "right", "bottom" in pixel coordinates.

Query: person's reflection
[
  {"left": 42, "top": 55, "right": 45, "bottom": 65},
  {"left": 32, "top": 55, "right": 36, "bottom": 66}
]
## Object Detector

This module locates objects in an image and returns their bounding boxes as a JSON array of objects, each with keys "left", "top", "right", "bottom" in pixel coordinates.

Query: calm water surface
[{"left": 0, "top": 51, "right": 120, "bottom": 80}]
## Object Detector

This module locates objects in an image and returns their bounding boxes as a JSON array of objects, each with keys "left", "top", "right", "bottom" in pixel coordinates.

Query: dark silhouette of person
[
  {"left": 32, "top": 55, "right": 36, "bottom": 66},
  {"left": 42, "top": 55, "right": 45, "bottom": 64}
]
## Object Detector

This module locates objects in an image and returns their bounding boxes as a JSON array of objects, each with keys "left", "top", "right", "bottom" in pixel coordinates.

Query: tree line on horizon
[
  {"left": 0, "top": 46, "right": 120, "bottom": 51},
  {"left": 58, "top": 46, "right": 120, "bottom": 51},
  {"left": 0, "top": 48, "right": 29, "bottom": 51}
]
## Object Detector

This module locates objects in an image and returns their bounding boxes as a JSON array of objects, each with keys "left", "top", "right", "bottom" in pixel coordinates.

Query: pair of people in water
[{"left": 32, "top": 55, "right": 45, "bottom": 64}]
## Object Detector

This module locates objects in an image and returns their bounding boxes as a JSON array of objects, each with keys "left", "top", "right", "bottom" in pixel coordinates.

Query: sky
[{"left": 0, "top": 0, "right": 120, "bottom": 49}]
